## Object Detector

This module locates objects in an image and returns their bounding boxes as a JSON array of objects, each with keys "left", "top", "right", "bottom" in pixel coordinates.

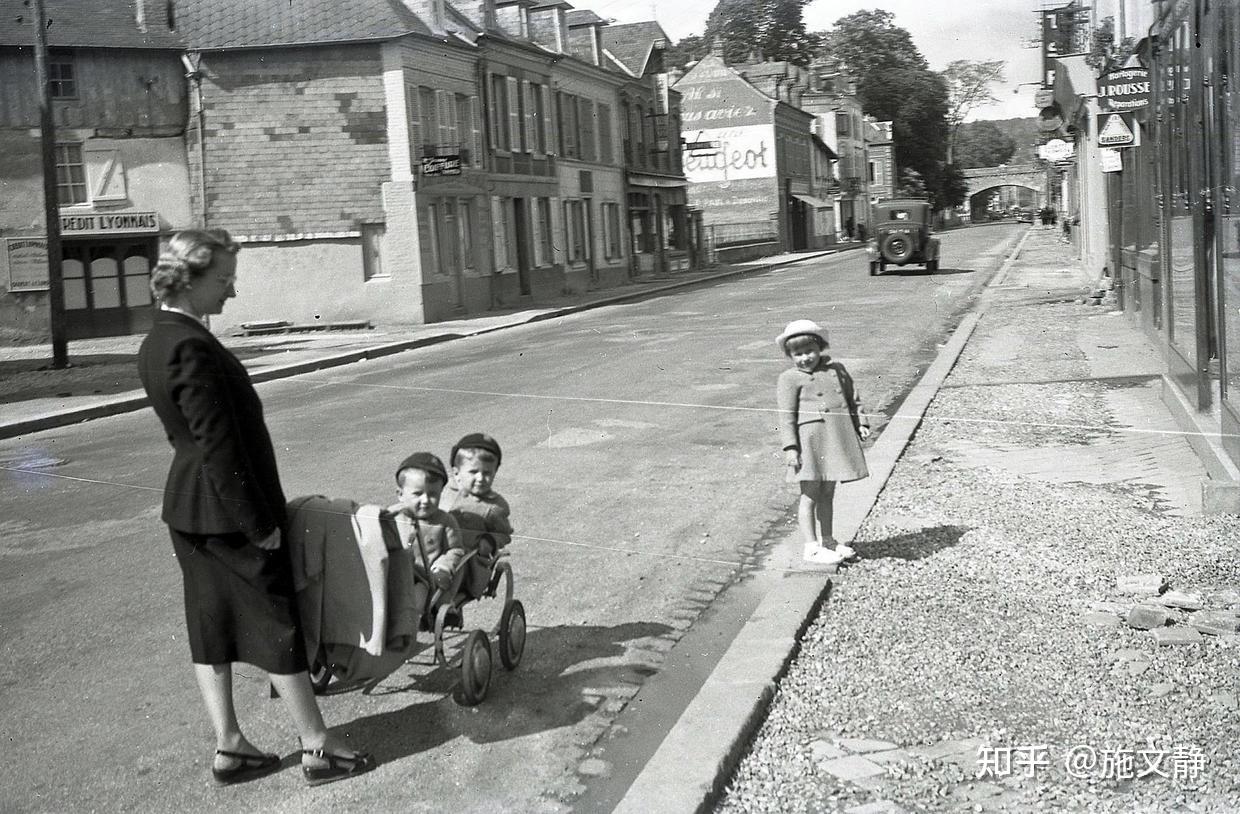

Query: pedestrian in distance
[
  {"left": 844, "top": 216, "right": 855, "bottom": 241},
  {"left": 775, "top": 320, "right": 871, "bottom": 565},
  {"left": 138, "top": 228, "right": 375, "bottom": 788}
]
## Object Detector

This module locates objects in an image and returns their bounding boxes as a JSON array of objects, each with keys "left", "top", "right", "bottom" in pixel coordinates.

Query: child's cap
[
  {"left": 395, "top": 452, "right": 448, "bottom": 485},
  {"left": 776, "top": 319, "right": 828, "bottom": 353},
  {"left": 451, "top": 432, "right": 503, "bottom": 467}
]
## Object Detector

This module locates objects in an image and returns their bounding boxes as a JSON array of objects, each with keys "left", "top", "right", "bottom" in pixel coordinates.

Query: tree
[
  {"left": 701, "top": 0, "right": 820, "bottom": 67},
  {"left": 819, "top": 11, "right": 954, "bottom": 208},
  {"left": 942, "top": 59, "right": 1006, "bottom": 164},
  {"left": 665, "top": 34, "right": 708, "bottom": 70},
  {"left": 953, "top": 120, "right": 1017, "bottom": 169}
]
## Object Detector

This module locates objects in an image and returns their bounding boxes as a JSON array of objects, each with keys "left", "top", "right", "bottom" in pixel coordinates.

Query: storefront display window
[{"left": 1163, "top": 19, "right": 1196, "bottom": 368}]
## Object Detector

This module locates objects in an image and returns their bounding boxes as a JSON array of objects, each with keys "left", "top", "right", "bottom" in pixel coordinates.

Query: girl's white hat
[{"left": 777, "top": 319, "right": 828, "bottom": 352}]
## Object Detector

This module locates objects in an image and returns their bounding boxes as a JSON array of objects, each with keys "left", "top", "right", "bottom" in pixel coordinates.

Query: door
[
  {"left": 61, "top": 239, "right": 157, "bottom": 339},
  {"left": 512, "top": 197, "right": 531, "bottom": 295}
]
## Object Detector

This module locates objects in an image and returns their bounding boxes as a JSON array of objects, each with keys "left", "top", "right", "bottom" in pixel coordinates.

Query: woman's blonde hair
[{"left": 149, "top": 228, "right": 240, "bottom": 301}]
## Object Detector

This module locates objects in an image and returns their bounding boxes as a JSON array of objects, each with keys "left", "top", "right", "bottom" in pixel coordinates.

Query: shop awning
[
  {"left": 792, "top": 193, "right": 833, "bottom": 209},
  {"left": 1052, "top": 54, "right": 1098, "bottom": 124}
]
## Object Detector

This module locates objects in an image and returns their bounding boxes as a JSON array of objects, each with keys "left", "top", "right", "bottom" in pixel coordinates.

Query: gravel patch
[{"left": 718, "top": 279, "right": 1240, "bottom": 812}]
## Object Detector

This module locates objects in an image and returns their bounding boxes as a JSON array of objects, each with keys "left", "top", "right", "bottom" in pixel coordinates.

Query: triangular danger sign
[{"left": 1097, "top": 113, "right": 1134, "bottom": 146}]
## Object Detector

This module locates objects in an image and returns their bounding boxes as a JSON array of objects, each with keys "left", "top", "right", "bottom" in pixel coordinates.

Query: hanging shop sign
[
  {"left": 5, "top": 237, "right": 50, "bottom": 292},
  {"left": 1038, "top": 138, "right": 1075, "bottom": 162},
  {"left": 1098, "top": 67, "right": 1150, "bottom": 113},
  {"left": 1099, "top": 148, "right": 1123, "bottom": 173},
  {"left": 1096, "top": 112, "right": 1137, "bottom": 147},
  {"left": 60, "top": 211, "right": 159, "bottom": 236},
  {"left": 421, "top": 155, "right": 462, "bottom": 176}
]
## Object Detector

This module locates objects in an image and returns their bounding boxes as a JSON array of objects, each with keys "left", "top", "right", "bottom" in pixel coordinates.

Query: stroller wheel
[
  {"left": 499, "top": 599, "right": 526, "bottom": 670},
  {"left": 459, "top": 630, "right": 492, "bottom": 706}
]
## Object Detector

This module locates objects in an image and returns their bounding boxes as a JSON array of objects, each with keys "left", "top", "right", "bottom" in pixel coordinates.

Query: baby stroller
[{"left": 308, "top": 519, "right": 526, "bottom": 707}]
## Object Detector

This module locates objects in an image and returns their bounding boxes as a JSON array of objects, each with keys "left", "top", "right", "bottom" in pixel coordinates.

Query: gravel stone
[
  {"left": 717, "top": 255, "right": 1240, "bottom": 813},
  {"left": 1126, "top": 605, "right": 1171, "bottom": 630}
]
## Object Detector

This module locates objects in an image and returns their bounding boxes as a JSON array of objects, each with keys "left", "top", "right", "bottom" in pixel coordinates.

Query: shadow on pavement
[
  {"left": 339, "top": 620, "right": 674, "bottom": 761},
  {"left": 855, "top": 524, "right": 971, "bottom": 561}
]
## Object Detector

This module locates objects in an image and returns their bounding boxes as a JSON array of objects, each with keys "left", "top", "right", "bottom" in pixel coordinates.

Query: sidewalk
[
  {"left": 0, "top": 246, "right": 859, "bottom": 439},
  {"left": 617, "top": 227, "right": 1239, "bottom": 813}
]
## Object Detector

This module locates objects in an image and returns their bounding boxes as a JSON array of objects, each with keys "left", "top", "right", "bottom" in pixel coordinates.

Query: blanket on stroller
[{"left": 286, "top": 495, "right": 422, "bottom": 684}]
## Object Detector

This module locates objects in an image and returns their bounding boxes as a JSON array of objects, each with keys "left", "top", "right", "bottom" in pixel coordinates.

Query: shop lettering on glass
[{"left": 682, "top": 126, "right": 773, "bottom": 183}]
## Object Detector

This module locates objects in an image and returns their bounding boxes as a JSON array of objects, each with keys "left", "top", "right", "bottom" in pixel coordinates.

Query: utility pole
[{"left": 33, "top": 0, "right": 69, "bottom": 368}]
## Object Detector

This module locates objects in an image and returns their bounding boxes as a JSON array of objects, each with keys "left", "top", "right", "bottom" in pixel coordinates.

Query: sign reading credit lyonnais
[
  {"left": 1098, "top": 67, "right": 1150, "bottom": 113},
  {"left": 60, "top": 211, "right": 159, "bottom": 236},
  {"left": 682, "top": 125, "right": 774, "bottom": 183},
  {"left": 5, "top": 237, "right": 50, "bottom": 292}
]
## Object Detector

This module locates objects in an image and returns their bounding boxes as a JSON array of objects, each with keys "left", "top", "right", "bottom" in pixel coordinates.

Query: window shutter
[
  {"left": 506, "top": 76, "right": 521, "bottom": 152},
  {"left": 523, "top": 81, "right": 537, "bottom": 154},
  {"left": 550, "top": 196, "right": 563, "bottom": 266},
  {"left": 471, "top": 96, "right": 482, "bottom": 166},
  {"left": 597, "top": 103, "right": 612, "bottom": 164},
  {"left": 491, "top": 196, "right": 506, "bottom": 270},
  {"left": 530, "top": 197, "right": 543, "bottom": 267},
  {"left": 579, "top": 99, "right": 595, "bottom": 163},
  {"left": 407, "top": 84, "right": 422, "bottom": 162},
  {"left": 542, "top": 85, "right": 555, "bottom": 155},
  {"left": 436, "top": 90, "right": 451, "bottom": 146}
]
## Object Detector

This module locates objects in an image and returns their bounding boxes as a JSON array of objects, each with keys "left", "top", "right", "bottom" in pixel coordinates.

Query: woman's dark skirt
[{"left": 169, "top": 528, "right": 308, "bottom": 674}]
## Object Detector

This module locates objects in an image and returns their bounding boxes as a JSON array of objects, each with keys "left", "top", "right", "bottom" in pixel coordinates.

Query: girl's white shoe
[
  {"left": 804, "top": 546, "right": 845, "bottom": 565},
  {"left": 834, "top": 544, "right": 856, "bottom": 559}
]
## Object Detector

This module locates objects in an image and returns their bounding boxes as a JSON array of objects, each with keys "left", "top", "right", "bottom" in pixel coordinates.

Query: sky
[{"left": 591, "top": 0, "right": 1045, "bottom": 122}]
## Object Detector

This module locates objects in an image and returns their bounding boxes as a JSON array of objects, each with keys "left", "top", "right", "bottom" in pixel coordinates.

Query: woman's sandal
[
  {"left": 301, "top": 747, "right": 377, "bottom": 787},
  {"left": 211, "top": 749, "right": 281, "bottom": 786}
]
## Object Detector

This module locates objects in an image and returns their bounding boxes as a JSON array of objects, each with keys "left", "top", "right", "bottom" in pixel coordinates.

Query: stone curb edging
[
  {"left": 612, "top": 229, "right": 1034, "bottom": 814},
  {"left": 0, "top": 249, "right": 845, "bottom": 441}
]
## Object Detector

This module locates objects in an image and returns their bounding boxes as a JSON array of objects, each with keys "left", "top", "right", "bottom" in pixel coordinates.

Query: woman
[{"left": 138, "top": 229, "right": 374, "bottom": 787}]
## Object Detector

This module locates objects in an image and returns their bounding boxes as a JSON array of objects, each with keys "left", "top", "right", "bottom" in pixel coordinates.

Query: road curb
[
  {"left": 612, "top": 229, "right": 1034, "bottom": 814},
  {"left": 0, "top": 250, "right": 848, "bottom": 441}
]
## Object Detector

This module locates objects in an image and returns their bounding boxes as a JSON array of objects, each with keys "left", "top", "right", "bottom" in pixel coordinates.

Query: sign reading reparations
[
  {"left": 60, "top": 211, "right": 159, "bottom": 236},
  {"left": 1098, "top": 67, "right": 1150, "bottom": 113}
]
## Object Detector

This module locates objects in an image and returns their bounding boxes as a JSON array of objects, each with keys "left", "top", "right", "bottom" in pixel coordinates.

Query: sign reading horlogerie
[{"left": 1098, "top": 67, "right": 1150, "bottom": 113}]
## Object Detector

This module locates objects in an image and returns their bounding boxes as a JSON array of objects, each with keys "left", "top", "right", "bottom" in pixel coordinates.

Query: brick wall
[{"left": 192, "top": 44, "right": 390, "bottom": 236}]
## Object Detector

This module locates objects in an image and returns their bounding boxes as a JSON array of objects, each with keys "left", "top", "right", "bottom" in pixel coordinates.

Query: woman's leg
[
  {"left": 797, "top": 482, "right": 820, "bottom": 545},
  {"left": 268, "top": 672, "right": 364, "bottom": 760},
  {"left": 193, "top": 663, "right": 265, "bottom": 768},
  {"left": 814, "top": 481, "right": 837, "bottom": 543}
]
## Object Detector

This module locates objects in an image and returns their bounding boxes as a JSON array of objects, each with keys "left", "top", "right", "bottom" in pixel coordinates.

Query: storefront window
[
  {"left": 1164, "top": 19, "right": 1196, "bottom": 367},
  {"left": 1219, "top": 6, "right": 1240, "bottom": 399}
]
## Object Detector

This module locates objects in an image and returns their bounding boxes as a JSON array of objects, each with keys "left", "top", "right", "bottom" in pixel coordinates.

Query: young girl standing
[{"left": 775, "top": 319, "right": 871, "bottom": 564}]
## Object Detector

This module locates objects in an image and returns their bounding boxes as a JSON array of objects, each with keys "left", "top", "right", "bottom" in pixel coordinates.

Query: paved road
[{"left": 0, "top": 224, "right": 1022, "bottom": 812}]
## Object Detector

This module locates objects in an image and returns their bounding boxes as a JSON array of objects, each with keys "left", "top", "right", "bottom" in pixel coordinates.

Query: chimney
[
  {"left": 494, "top": 0, "right": 532, "bottom": 39},
  {"left": 455, "top": 0, "right": 497, "bottom": 31},
  {"left": 529, "top": 1, "right": 568, "bottom": 52},
  {"left": 399, "top": 0, "right": 448, "bottom": 34},
  {"left": 566, "top": 12, "right": 606, "bottom": 66}
]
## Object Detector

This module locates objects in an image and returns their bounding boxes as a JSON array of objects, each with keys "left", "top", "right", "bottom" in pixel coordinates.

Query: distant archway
[{"left": 962, "top": 164, "right": 1049, "bottom": 221}]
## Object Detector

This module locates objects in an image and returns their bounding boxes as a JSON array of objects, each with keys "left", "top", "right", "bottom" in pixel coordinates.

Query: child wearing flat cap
[
  {"left": 440, "top": 433, "right": 513, "bottom": 596},
  {"left": 386, "top": 452, "right": 464, "bottom": 592},
  {"left": 776, "top": 319, "right": 870, "bottom": 566}
]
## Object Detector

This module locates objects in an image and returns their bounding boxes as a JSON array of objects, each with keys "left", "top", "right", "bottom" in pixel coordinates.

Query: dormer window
[{"left": 49, "top": 53, "right": 77, "bottom": 99}]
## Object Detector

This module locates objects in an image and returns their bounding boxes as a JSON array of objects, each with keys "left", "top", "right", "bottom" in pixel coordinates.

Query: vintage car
[{"left": 867, "top": 198, "right": 941, "bottom": 275}]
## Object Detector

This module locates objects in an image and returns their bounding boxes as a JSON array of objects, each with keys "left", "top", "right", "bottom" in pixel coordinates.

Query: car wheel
[{"left": 879, "top": 232, "right": 914, "bottom": 264}]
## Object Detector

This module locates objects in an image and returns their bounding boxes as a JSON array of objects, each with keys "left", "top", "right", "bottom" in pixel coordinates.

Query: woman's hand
[
  {"left": 254, "top": 527, "right": 282, "bottom": 550},
  {"left": 784, "top": 449, "right": 800, "bottom": 469},
  {"left": 858, "top": 425, "right": 872, "bottom": 441}
]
